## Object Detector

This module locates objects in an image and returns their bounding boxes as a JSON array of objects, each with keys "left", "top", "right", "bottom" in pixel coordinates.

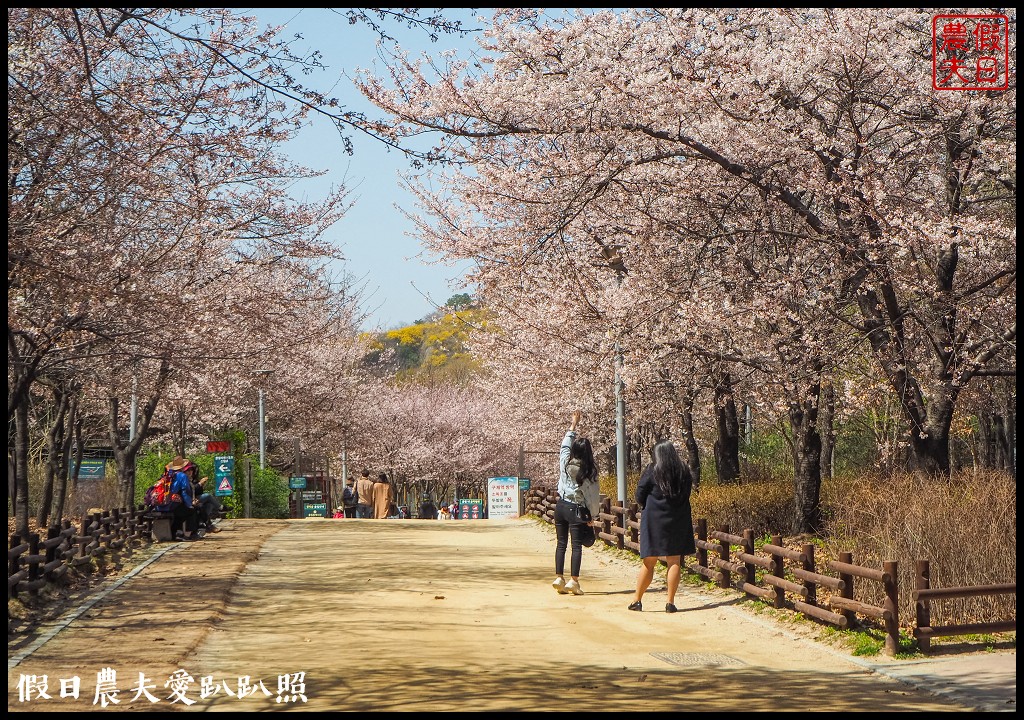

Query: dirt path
[{"left": 7, "top": 518, "right": 984, "bottom": 712}]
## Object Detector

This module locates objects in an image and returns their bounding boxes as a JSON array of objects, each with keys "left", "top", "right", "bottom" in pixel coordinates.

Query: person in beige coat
[
  {"left": 355, "top": 469, "right": 375, "bottom": 519},
  {"left": 372, "top": 473, "right": 394, "bottom": 519}
]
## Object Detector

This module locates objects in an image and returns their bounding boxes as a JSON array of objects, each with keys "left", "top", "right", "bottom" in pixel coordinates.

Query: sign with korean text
[
  {"left": 458, "top": 498, "right": 483, "bottom": 520},
  {"left": 518, "top": 477, "right": 531, "bottom": 491},
  {"left": 213, "top": 455, "right": 234, "bottom": 497},
  {"left": 301, "top": 490, "right": 323, "bottom": 502},
  {"left": 289, "top": 476, "right": 307, "bottom": 489},
  {"left": 303, "top": 502, "right": 328, "bottom": 518},
  {"left": 487, "top": 477, "right": 520, "bottom": 519},
  {"left": 76, "top": 459, "right": 106, "bottom": 481}
]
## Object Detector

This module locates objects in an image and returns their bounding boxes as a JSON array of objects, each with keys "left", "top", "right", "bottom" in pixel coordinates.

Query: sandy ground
[{"left": 7, "top": 517, "right": 1009, "bottom": 712}]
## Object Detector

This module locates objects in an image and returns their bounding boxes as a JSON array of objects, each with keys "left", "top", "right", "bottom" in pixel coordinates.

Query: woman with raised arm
[{"left": 551, "top": 410, "right": 601, "bottom": 596}]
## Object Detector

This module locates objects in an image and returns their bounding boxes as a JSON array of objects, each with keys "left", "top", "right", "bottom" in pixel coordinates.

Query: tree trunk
[
  {"left": 70, "top": 413, "right": 84, "bottom": 495},
  {"left": 854, "top": 244, "right": 963, "bottom": 476},
  {"left": 14, "top": 398, "right": 31, "bottom": 538},
  {"left": 713, "top": 373, "right": 741, "bottom": 483},
  {"left": 51, "top": 393, "right": 79, "bottom": 524},
  {"left": 998, "top": 391, "right": 1016, "bottom": 474},
  {"left": 977, "top": 410, "right": 994, "bottom": 467},
  {"left": 818, "top": 382, "right": 836, "bottom": 481},
  {"left": 110, "top": 358, "right": 171, "bottom": 507},
  {"left": 172, "top": 403, "right": 187, "bottom": 456},
  {"left": 677, "top": 389, "right": 702, "bottom": 490},
  {"left": 37, "top": 384, "right": 70, "bottom": 527},
  {"left": 789, "top": 375, "right": 823, "bottom": 535},
  {"left": 905, "top": 393, "right": 956, "bottom": 476}
]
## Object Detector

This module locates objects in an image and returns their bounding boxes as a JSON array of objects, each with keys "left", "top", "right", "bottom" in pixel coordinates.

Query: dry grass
[
  {"left": 684, "top": 469, "right": 1016, "bottom": 630},
  {"left": 820, "top": 469, "right": 1016, "bottom": 629}
]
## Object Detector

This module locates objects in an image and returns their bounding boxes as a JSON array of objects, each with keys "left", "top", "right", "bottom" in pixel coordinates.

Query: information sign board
[
  {"left": 487, "top": 477, "right": 520, "bottom": 519},
  {"left": 76, "top": 459, "right": 106, "bottom": 481},
  {"left": 303, "top": 502, "right": 328, "bottom": 518}
]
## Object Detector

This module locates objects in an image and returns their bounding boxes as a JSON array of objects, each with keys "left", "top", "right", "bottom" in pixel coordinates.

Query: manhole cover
[{"left": 650, "top": 652, "right": 746, "bottom": 667}]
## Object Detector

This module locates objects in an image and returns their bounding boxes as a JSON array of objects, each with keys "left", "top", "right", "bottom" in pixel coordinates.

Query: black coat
[{"left": 636, "top": 463, "right": 695, "bottom": 558}]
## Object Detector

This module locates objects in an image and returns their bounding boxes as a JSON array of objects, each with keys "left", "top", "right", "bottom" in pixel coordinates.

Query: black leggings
[{"left": 554, "top": 499, "right": 588, "bottom": 577}]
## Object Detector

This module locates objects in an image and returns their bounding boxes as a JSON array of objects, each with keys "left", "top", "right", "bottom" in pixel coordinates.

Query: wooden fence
[
  {"left": 913, "top": 559, "right": 1017, "bottom": 652},
  {"left": 526, "top": 485, "right": 1015, "bottom": 655},
  {"left": 8, "top": 505, "right": 158, "bottom": 617}
]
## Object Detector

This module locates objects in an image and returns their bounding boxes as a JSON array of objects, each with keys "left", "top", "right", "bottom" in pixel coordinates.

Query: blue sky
[{"left": 251, "top": 8, "right": 484, "bottom": 330}]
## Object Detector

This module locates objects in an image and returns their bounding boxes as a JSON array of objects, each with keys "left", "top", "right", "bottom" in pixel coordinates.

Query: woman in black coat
[{"left": 627, "top": 440, "right": 695, "bottom": 613}]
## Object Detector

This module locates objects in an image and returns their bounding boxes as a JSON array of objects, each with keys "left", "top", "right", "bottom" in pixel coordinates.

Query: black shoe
[
  {"left": 628, "top": 600, "right": 642, "bottom": 611},
  {"left": 665, "top": 603, "right": 678, "bottom": 614}
]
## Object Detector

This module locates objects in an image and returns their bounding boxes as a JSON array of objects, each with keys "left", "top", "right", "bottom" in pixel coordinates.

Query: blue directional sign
[{"left": 213, "top": 455, "right": 234, "bottom": 497}]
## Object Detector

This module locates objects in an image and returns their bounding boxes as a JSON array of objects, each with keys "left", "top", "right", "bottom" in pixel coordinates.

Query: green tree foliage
[{"left": 135, "top": 447, "right": 288, "bottom": 519}]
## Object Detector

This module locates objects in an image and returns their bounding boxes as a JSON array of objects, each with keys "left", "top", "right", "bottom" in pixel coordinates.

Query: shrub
[{"left": 691, "top": 479, "right": 795, "bottom": 537}]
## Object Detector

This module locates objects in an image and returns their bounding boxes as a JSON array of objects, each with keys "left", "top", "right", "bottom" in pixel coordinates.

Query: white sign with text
[{"left": 487, "top": 477, "right": 520, "bottom": 519}]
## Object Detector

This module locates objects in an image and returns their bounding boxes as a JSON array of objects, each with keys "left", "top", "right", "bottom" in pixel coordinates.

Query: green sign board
[
  {"left": 76, "top": 459, "right": 106, "bottom": 481},
  {"left": 458, "top": 498, "right": 484, "bottom": 520},
  {"left": 289, "top": 476, "right": 307, "bottom": 489},
  {"left": 518, "top": 477, "right": 531, "bottom": 491},
  {"left": 213, "top": 455, "right": 234, "bottom": 497},
  {"left": 303, "top": 502, "right": 328, "bottom": 518}
]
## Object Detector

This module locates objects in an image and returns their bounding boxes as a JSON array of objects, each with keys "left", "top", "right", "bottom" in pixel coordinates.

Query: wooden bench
[{"left": 142, "top": 510, "right": 176, "bottom": 541}]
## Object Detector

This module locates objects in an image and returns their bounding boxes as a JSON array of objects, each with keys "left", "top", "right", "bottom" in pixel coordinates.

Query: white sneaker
[
  {"left": 564, "top": 579, "right": 584, "bottom": 596},
  {"left": 552, "top": 577, "right": 568, "bottom": 594}
]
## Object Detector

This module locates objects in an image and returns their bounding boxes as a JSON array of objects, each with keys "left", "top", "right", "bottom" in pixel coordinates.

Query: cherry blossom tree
[
  {"left": 356, "top": 8, "right": 1015, "bottom": 530},
  {"left": 9, "top": 8, "right": 360, "bottom": 524},
  {"left": 361, "top": 9, "right": 1014, "bottom": 444}
]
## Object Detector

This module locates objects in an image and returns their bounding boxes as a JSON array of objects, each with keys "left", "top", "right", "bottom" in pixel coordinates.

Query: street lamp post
[
  {"left": 254, "top": 370, "right": 273, "bottom": 470},
  {"left": 614, "top": 341, "right": 627, "bottom": 505},
  {"left": 599, "top": 242, "right": 629, "bottom": 506}
]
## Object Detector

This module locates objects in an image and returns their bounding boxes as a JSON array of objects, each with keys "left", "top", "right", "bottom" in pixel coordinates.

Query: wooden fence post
[
  {"left": 697, "top": 519, "right": 708, "bottom": 573},
  {"left": 9, "top": 534, "right": 22, "bottom": 599},
  {"left": 802, "top": 543, "right": 816, "bottom": 606},
  {"left": 838, "top": 551, "right": 855, "bottom": 626},
  {"left": 628, "top": 502, "right": 639, "bottom": 548},
  {"left": 883, "top": 560, "right": 899, "bottom": 656},
  {"left": 915, "top": 559, "right": 931, "bottom": 653},
  {"left": 45, "top": 525, "right": 59, "bottom": 583},
  {"left": 28, "top": 533, "right": 41, "bottom": 600},
  {"left": 718, "top": 524, "right": 730, "bottom": 589},
  {"left": 770, "top": 533, "right": 785, "bottom": 609},
  {"left": 614, "top": 500, "right": 624, "bottom": 550},
  {"left": 743, "top": 529, "right": 756, "bottom": 598},
  {"left": 601, "top": 497, "right": 611, "bottom": 544}
]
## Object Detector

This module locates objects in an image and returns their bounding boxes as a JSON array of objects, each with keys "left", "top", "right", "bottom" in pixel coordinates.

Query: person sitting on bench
[
  {"left": 167, "top": 456, "right": 201, "bottom": 541},
  {"left": 184, "top": 461, "right": 221, "bottom": 533}
]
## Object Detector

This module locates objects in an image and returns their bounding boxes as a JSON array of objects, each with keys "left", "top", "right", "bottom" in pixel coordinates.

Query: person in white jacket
[{"left": 551, "top": 410, "right": 601, "bottom": 596}]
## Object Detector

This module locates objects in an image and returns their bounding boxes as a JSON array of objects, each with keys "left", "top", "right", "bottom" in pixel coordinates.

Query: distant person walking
[
  {"left": 355, "top": 469, "right": 375, "bottom": 519},
  {"left": 342, "top": 476, "right": 358, "bottom": 518},
  {"left": 372, "top": 472, "right": 394, "bottom": 519},
  {"left": 551, "top": 410, "right": 600, "bottom": 597},
  {"left": 628, "top": 440, "right": 695, "bottom": 613}
]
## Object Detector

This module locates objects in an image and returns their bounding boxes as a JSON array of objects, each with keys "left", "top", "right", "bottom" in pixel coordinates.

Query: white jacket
[{"left": 557, "top": 430, "right": 601, "bottom": 517}]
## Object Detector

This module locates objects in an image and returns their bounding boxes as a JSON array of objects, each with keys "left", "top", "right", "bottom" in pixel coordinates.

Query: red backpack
[{"left": 145, "top": 471, "right": 173, "bottom": 510}]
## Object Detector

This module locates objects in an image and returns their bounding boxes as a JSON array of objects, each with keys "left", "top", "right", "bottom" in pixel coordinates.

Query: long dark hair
[
  {"left": 651, "top": 440, "right": 690, "bottom": 498},
  {"left": 569, "top": 436, "right": 597, "bottom": 484}
]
